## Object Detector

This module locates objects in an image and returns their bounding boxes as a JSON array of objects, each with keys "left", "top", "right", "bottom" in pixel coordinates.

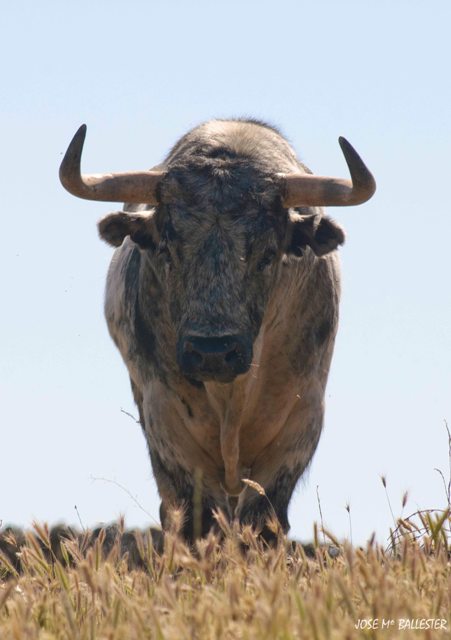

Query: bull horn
[
  {"left": 59, "top": 124, "right": 164, "bottom": 204},
  {"left": 279, "top": 137, "right": 376, "bottom": 208}
]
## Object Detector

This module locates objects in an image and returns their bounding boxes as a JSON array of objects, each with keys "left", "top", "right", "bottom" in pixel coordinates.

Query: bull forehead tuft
[{"left": 160, "top": 159, "right": 280, "bottom": 213}]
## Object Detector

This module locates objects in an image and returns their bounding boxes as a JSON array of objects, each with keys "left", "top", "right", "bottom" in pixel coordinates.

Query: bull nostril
[
  {"left": 184, "top": 350, "right": 203, "bottom": 369},
  {"left": 179, "top": 334, "right": 252, "bottom": 380},
  {"left": 225, "top": 349, "right": 240, "bottom": 365}
]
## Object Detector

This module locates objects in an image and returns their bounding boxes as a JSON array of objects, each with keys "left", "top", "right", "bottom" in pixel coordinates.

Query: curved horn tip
[
  {"left": 72, "top": 123, "right": 87, "bottom": 147},
  {"left": 338, "top": 136, "right": 355, "bottom": 154},
  {"left": 338, "top": 135, "right": 377, "bottom": 195},
  {"left": 61, "top": 124, "right": 88, "bottom": 165},
  {"left": 59, "top": 124, "right": 88, "bottom": 190},
  {"left": 338, "top": 136, "right": 372, "bottom": 169}
]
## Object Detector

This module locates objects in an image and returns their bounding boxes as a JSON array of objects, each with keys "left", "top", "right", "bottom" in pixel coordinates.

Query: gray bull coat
[{"left": 102, "top": 120, "right": 343, "bottom": 541}]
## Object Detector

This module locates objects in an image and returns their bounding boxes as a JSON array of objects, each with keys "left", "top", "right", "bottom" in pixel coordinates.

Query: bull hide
[{"left": 60, "top": 119, "right": 375, "bottom": 542}]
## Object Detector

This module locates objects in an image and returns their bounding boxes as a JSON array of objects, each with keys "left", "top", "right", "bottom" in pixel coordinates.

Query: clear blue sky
[{"left": 1, "top": 0, "right": 450, "bottom": 544}]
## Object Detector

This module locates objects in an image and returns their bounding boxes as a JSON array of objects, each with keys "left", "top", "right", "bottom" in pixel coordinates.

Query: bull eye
[{"left": 257, "top": 249, "right": 276, "bottom": 272}]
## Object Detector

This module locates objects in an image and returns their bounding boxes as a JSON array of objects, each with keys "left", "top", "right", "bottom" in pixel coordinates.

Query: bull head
[{"left": 60, "top": 124, "right": 375, "bottom": 383}]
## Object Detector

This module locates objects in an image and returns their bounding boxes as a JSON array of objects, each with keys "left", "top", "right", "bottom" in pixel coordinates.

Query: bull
[{"left": 60, "top": 119, "right": 375, "bottom": 542}]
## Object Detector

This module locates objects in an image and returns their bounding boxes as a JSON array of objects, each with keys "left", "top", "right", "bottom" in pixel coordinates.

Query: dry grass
[
  {"left": 1, "top": 427, "right": 450, "bottom": 638},
  {"left": 0, "top": 508, "right": 449, "bottom": 640}
]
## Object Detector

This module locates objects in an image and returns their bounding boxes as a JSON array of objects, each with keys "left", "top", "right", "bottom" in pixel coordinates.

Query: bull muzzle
[{"left": 177, "top": 334, "right": 252, "bottom": 383}]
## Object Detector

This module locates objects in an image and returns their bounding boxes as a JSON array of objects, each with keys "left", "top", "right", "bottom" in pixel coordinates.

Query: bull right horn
[
  {"left": 59, "top": 125, "right": 165, "bottom": 204},
  {"left": 279, "top": 137, "right": 376, "bottom": 208}
]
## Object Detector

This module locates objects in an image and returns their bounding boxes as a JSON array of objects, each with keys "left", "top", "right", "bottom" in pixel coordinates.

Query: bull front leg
[
  {"left": 149, "top": 448, "right": 226, "bottom": 544},
  {"left": 236, "top": 464, "right": 302, "bottom": 544}
]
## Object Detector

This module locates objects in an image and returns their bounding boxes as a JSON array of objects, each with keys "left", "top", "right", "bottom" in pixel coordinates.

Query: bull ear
[
  {"left": 287, "top": 214, "right": 345, "bottom": 257},
  {"left": 98, "top": 212, "right": 157, "bottom": 249}
]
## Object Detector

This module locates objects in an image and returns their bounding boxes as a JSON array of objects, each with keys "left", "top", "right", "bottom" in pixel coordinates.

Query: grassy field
[{"left": 0, "top": 505, "right": 449, "bottom": 640}]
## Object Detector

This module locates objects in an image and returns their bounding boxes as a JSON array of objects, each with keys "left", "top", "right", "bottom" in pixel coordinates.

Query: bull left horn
[
  {"left": 279, "top": 137, "right": 376, "bottom": 208},
  {"left": 59, "top": 124, "right": 164, "bottom": 204}
]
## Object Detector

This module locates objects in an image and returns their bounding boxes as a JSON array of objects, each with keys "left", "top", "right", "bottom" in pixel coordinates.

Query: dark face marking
[{"left": 149, "top": 162, "right": 287, "bottom": 383}]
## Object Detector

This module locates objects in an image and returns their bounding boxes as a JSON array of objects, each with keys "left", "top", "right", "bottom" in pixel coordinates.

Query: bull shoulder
[{"left": 104, "top": 240, "right": 165, "bottom": 383}]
